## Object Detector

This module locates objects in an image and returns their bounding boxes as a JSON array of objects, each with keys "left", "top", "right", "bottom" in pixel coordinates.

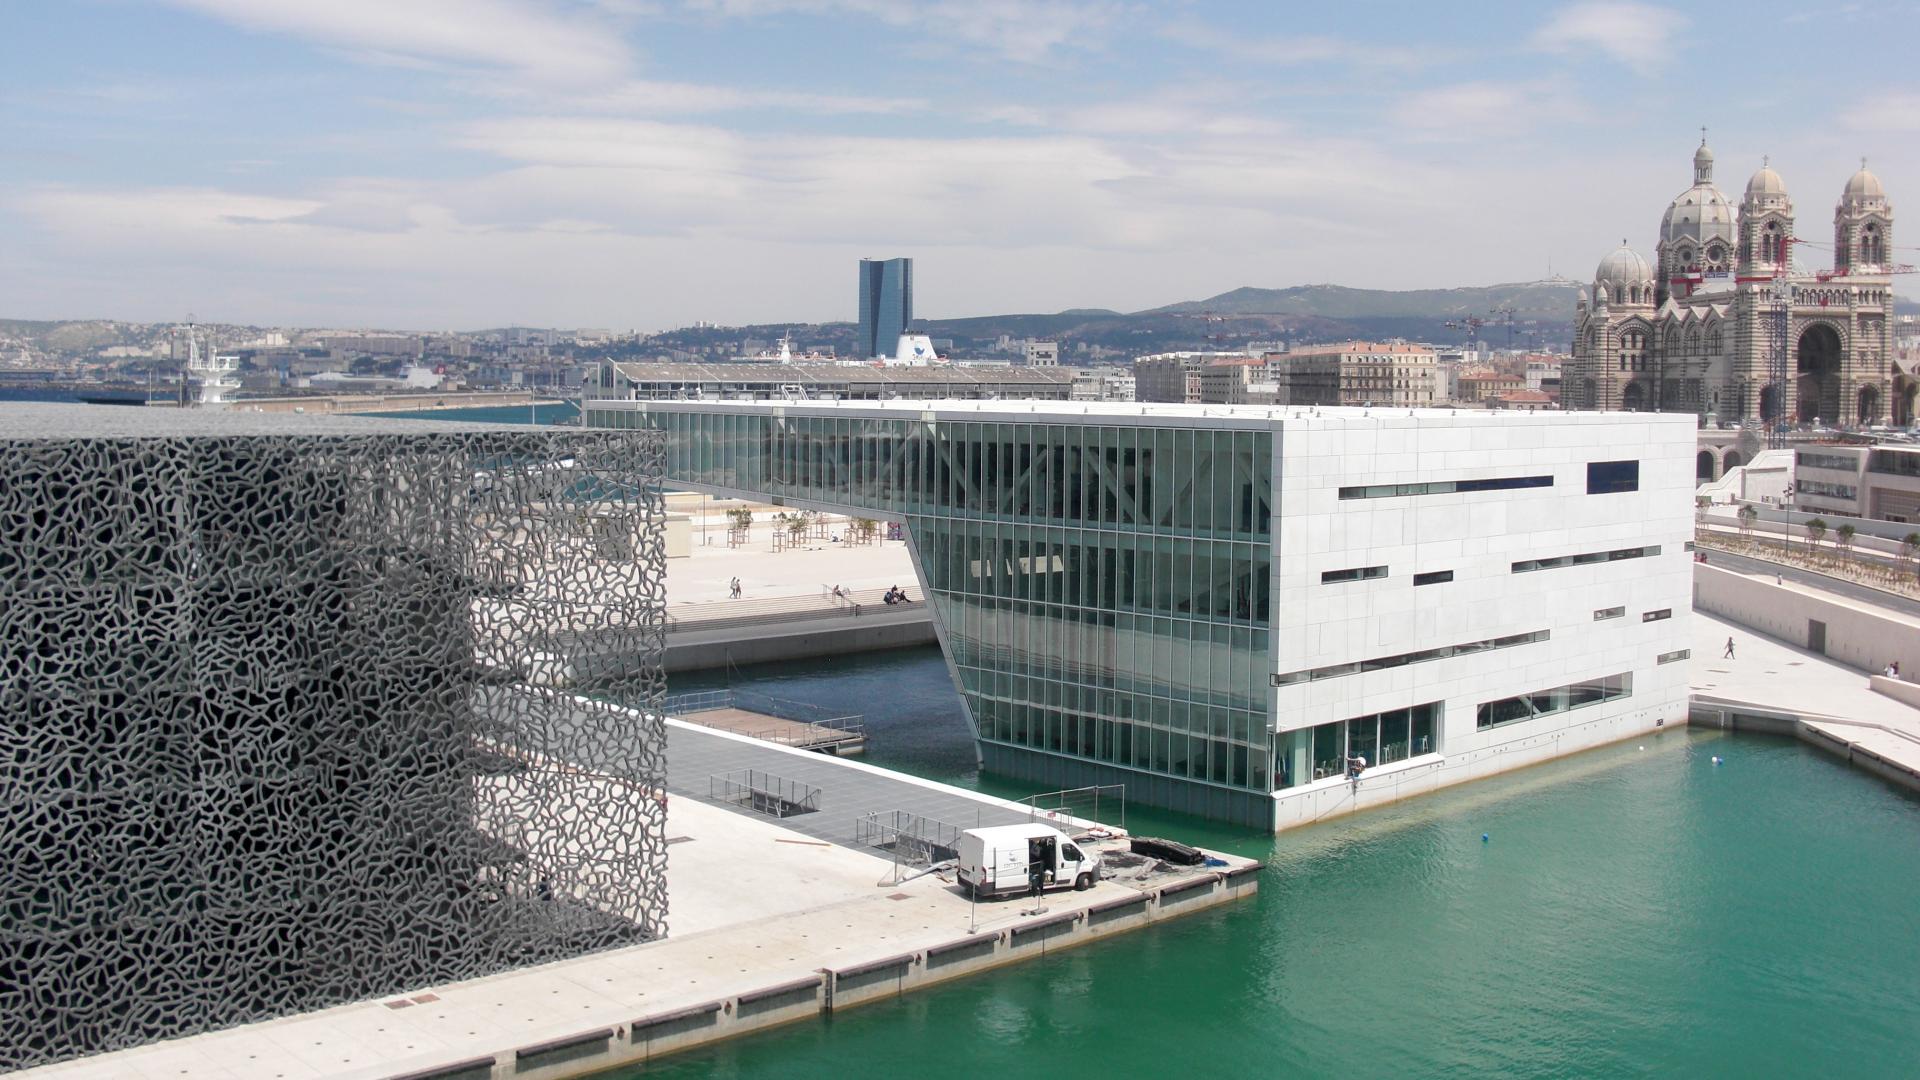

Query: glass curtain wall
[
  {"left": 1272, "top": 703, "right": 1440, "bottom": 789},
  {"left": 601, "top": 406, "right": 1276, "bottom": 804}
]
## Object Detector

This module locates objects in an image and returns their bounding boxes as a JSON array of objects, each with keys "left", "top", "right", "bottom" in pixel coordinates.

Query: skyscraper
[{"left": 857, "top": 257, "right": 912, "bottom": 359}]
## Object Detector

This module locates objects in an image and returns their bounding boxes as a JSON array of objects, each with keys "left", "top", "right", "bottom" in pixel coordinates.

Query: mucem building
[
  {"left": 0, "top": 405, "right": 667, "bottom": 1071},
  {"left": 586, "top": 399, "right": 1693, "bottom": 829}
]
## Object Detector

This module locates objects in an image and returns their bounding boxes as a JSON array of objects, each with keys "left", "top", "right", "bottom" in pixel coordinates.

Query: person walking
[
  {"left": 729, "top": 576, "right": 741, "bottom": 599},
  {"left": 1723, "top": 636, "right": 1736, "bottom": 659}
]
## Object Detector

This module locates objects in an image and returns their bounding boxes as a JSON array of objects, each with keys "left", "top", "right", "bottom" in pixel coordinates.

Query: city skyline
[{"left": 2, "top": 1, "right": 1916, "bottom": 329}]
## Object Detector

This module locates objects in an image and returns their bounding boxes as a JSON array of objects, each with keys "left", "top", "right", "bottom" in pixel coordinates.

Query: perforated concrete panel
[{"left": 0, "top": 408, "right": 667, "bottom": 1070}]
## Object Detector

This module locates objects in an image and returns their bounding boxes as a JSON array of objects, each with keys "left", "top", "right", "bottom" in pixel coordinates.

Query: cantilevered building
[{"left": 586, "top": 399, "right": 1693, "bottom": 829}]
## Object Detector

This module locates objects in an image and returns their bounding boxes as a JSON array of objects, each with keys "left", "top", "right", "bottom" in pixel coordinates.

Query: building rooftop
[
  {"left": 1284, "top": 341, "right": 1436, "bottom": 356},
  {"left": 608, "top": 362, "right": 1075, "bottom": 385},
  {"left": 0, "top": 402, "right": 524, "bottom": 440},
  {"left": 613, "top": 397, "right": 1695, "bottom": 429}
]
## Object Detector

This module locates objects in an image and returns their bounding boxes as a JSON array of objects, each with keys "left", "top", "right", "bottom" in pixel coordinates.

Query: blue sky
[{"left": 2, "top": 0, "right": 1915, "bottom": 329}]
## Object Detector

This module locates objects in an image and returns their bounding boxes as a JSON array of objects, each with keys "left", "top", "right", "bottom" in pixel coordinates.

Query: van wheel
[{"left": 1074, "top": 873, "right": 1093, "bottom": 892}]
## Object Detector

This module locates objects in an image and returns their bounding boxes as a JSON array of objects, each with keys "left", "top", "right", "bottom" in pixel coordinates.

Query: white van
[{"left": 957, "top": 823, "right": 1101, "bottom": 898}]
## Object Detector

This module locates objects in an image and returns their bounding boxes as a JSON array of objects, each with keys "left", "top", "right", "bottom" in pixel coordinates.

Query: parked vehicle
[{"left": 957, "top": 824, "right": 1100, "bottom": 898}]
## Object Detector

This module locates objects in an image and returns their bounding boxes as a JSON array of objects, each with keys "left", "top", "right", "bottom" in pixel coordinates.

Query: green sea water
[{"left": 636, "top": 648, "right": 1920, "bottom": 1079}]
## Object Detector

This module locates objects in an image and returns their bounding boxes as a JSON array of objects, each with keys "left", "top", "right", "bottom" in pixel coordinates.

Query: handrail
[{"left": 666, "top": 587, "right": 925, "bottom": 633}]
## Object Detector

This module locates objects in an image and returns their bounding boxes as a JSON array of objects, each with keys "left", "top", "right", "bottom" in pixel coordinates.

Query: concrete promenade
[
  {"left": 19, "top": 716, "right": 1257, "bottom": 1080},
  {"left": 1691, "top": 610, "right": 1920, "bottom": 793},
  {"left": 661, "top": 504, "right": 931, "bottom": 670}
]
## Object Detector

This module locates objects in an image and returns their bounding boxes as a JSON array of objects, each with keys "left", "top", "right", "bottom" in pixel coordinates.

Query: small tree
[
  {"left": 851, "top": 517, "right": 879, "bottom": 544},
  {"left": 1836, "top": 523, "right": 1856, "bottom": 559},
  {"left": 726, "top": 507, "right": 754, "bottom": 531},
  {"left": 1903, "top": 532, "right": 1920, "bottom": 566},
  {"left": 1805, "top": 517, "right": 1828, "bottom": 554},
  {"left": 786, "top": 510, "right": 812, "bottom": 546},
  {"left": 1737, "top": 504, "right": 1758, "bottom": 537}
]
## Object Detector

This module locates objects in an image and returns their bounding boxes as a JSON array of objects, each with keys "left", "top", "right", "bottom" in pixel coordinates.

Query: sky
[{"left": 2, "top": 0, "right": 1916, "bottom": 330}]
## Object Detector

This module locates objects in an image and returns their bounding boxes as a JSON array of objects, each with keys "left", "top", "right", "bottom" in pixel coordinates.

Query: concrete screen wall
[{"left": 0, "top": 406, "right": 668, "bottom": 1071}]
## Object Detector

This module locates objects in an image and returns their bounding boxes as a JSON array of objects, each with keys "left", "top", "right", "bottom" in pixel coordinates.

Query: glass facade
[
  {"left": 857, "top": 258, "right": 912, "bottom": 359},
  {"left": 1272, "top": 702, "right": 1440, "bottom": 789},
  {"left": 594, "top": 405, "right": 1276, "bottom": 819},
  {"left": 1477, "top": 672, "right": 1632, "bottom": 730}
]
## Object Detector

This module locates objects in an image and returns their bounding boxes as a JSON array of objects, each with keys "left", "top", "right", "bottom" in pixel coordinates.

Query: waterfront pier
[
  {"left": 1688, "top": 566, "right": 1920, "bottom": 793},
  {"left": 20, "top": 711, "right": 1258, "bottom": 1080}
]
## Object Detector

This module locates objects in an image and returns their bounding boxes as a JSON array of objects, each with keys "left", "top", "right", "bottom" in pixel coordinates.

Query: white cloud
[
  {"left": 162, "top": 0, "right": 632, "bottom": 86},
  {"left": 1843, "top": 92, "right": 1920, "bottom": 132},
  {"left": 1530, "top": 2, "right": 1686, "bottom": 73},
  {"left": 681, "top": 0, "right": 1129, "bottom": 62},
  {"left": 567, "top": 79, "right": 925, "bottom": 116},
  {"left": 1394, "top": 80, "right": 1584, "bottom": 141},
  {"left": 1158, "top": 21, "right": 1434, "bottom": 68}
]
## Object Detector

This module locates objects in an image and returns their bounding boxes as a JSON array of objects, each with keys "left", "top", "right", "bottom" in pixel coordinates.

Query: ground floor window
[
  {"left": 1476, "top": 672, "right": 1632, "bottom": 730},
  {"left": 1274, "top": 702, "right": 1439, "bottom": 790}
]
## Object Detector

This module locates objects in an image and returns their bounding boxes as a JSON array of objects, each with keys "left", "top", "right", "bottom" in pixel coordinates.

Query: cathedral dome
[
  {"left": 1662, "top": 185, "right": 1736, "bottom": 237},
  {"left": 1746, "top": 164, "right": 1788, "bottom": 198},
  {"left": 1595, "top": 242, "right": 1653, "bottom": 293},
  {"left": 1838, "top": 164, "right": 1890, "bottom": 214},
  {"left": 1844, "top": 166, "right": 1885, "bottom": 200}
]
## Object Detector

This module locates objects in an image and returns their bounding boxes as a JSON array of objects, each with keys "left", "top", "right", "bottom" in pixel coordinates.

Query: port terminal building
[
  {"left": 584, "top": 361, "right": 1078, "bottom": 403},
  {"left": 585, "top": 399, "right": 1695, "bottom": 829}
]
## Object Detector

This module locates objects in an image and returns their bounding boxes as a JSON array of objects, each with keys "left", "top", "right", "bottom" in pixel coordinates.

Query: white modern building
[{"left": 587, "top": 399, "right": 1695, "bottom": 828}]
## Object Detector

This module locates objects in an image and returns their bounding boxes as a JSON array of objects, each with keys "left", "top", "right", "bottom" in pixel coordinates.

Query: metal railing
[
  {"left": 665, "top": 587, "right": 926, "bottom": 634},
  {"left": 663, "top": 688, "right": 865, "bottom": 749},
  {"left": 854, "top": 810, "right": 964, "bottom": 866},
  {"left": 708, "top": 769, "right": 821, "bottom": 818},
  {"left": 1023, "top": 785, "right": 1125, "bottom": 830}
]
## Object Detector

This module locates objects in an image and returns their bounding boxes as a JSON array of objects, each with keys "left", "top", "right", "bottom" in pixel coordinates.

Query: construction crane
[
  {"left": 1443, "top": 316, "right": 1485, "bottom": 345},
  {"left": 1486, "top": 306, "right": 1521, "bottom": 352}
]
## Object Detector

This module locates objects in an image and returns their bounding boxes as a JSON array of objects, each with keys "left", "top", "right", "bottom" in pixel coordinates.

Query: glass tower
[
  {"left": 589, "top": 402, "right": 1277, "bottom": 826},
  {"left": 857, "top": 258, "right": 913, "bottom": 360}
]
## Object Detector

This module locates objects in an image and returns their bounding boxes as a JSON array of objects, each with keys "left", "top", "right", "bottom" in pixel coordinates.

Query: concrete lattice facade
[{"left": 0, "top": 407, "right": 668, "bottom": 1072}]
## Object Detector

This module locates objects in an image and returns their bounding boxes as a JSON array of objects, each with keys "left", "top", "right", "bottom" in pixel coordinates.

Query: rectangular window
[
  {"left": 1797, "top": 451, "right": 1859, "bottom": 472},
  {"left": 1868, "top": 450, "right": 1920, "bottom": 478},
  {"left": 1798, "top": 479, "right": 1858, "bottom": 499},
  {"left": 1412, "top": 570, "right": 1453, "bottom": 586},
  {"left": 1476, "top": 671, "right": 1634, "bottom": 730},
  {"left": 1512, "top": 545, "right": 1662, "bottom": 573},
  {"left": 1657, "top": 649, "right": 1690, "bottom": 665},
  {"left": 1337, "top": 474, "right": 1552, "bottom": 500},
  {"left": 1273, "top": 629, "right": 1549, "bottom": 686},
  {"left": 1586, "top": 460, "right": 1640, "bottom": 494},
  {"left": 1321, "top": 565, "right": 1387, "bottom": 584},
  {"left": 1642, "top": 608, "right": 1672, "bottom": 622},
  {"left": 1594, "top": 606, "right": 1625, "bottom": 620},
  {"left": 1274, "top": 701, "right": 1442, "bottom": 788}
]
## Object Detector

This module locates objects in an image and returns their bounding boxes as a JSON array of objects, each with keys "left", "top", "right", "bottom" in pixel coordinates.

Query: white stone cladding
[{"left": 1269, "top": 409, "right": 1695, "bottom": 827}]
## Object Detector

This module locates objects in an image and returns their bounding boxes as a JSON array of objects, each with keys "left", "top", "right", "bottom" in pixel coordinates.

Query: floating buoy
[
  {"left": 1712, "top": 756, "right": 1723, "bottom": 765},
  {"left": 1482, "top": 833, "right": 1490, "bottom": 843},
  {"left": 1638, "top": 745, "right": 1645, "bottom": 751}
]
